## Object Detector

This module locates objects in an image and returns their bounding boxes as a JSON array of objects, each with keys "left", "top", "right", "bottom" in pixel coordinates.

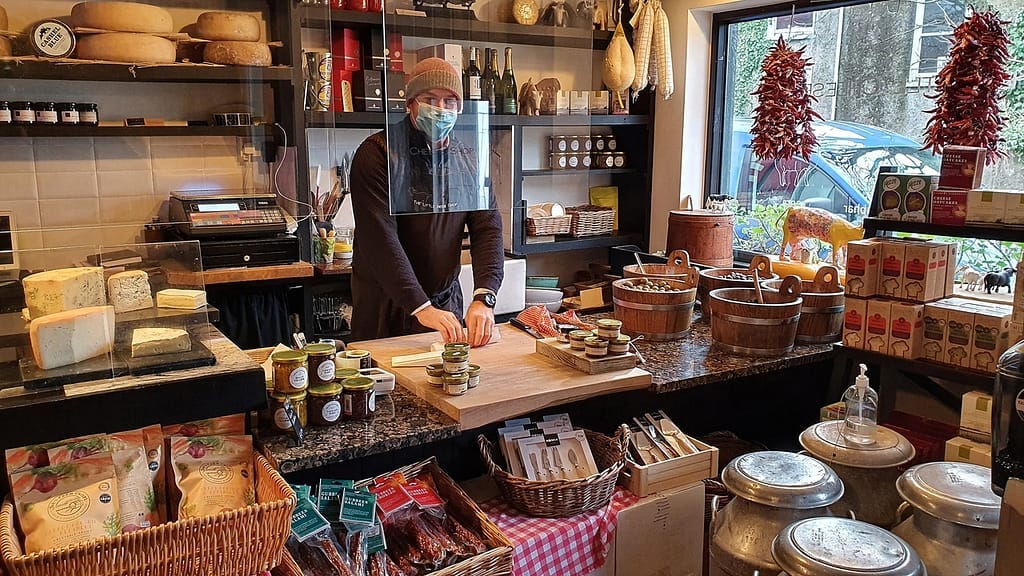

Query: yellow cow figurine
[{"left": 779, "top": 206, "right": 864, "bottom": 266}]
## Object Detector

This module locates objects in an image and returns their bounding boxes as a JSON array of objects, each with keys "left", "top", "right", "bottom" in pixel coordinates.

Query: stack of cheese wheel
[
  {"left": 0, "top": 4, "right": 11, "bottom": 58},
  {"left": 195, "top": 11, "right": 271, "bottom": 67},
  {"left": 71, "top": 1, "right": 176, "bottom": 63}
]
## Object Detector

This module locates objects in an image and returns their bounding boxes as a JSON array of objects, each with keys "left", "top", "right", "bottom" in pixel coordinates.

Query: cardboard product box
[
  {"left": 902, "top": 241, "right": 945, "bottom": 302},
  {"left": 922, "top": 303, "right": 949, "bottom": 362},
  {"left": 362, "top": 29, "right": 386, "bottom": 71},
  {"left": 416, "top": 43, "right": 463, "bottom": 75},
  {"left": 387, "top": 33, "right": 404, "bottom": 72},
  {"left": 995, "top": 478, "right": 1024, "bottom": 576},
  {"left": 960, "top": 391, "right": 993, "bottom": 440},
  {"left": 610, "top": 91, "right": 629, "bottom": 115},
  {"left": 845, "top": 240, "right": 880, "bottom": 298},
  {"left": 878, "top": 241, "right": 907, "bottom": 299},
  {"left": 569, "top": 91, "right": 590, "bottom": 116},
  {"left": 588, "top": 90, "right": 610, "bottom": 115},
  {"left": 331, "top": 28, "right": 361, "bottom": 72},
  {"left": 352, "top": 70, "right": 383, "bottom": 112},
  {"left": 945, "top": 436, "right": 991, "bottom": 468},
  {"left": 865, "top": 299, "right": 892, "bottom": 353},
  {"left": 967, "top": 189, "right": 1009, "bottom": 223},
  {"left": 889, "top": 302, "right": 924, "bottom": 359},
  {"left": 931, "top": 189, "right": 969, "bottom": 226},
  {"left": 613, "top": 482, "right": 704, "bottom": 576},
  {"left": 971, "top": 304, "right": 1013, "bottom": 373},
  {"left": 938, "top": 145, "right": 986, "bottom": 190},
  {"left": 944, "top": 242, "right": 958, "bottom": 298},
  {"left": 1002, "top": 190, "right": 1024, "bottom": 225},
  {"left": 821, "top": 401, "right": 846, "bottom": 422},
  {"left": 385, "top": 72, "right": 407, "bottom": 113},
  {"left": 332, "top": 69, "right": 354, "bottom": 112},
  {"left": 945, "top": 306, "right": 975, "bottom": 368},
  {"left": 842, "top": 296, "right": 868, "bottom": 349},
  {"left": 873, "top": 173, "right": 938, "bottom": 222}
]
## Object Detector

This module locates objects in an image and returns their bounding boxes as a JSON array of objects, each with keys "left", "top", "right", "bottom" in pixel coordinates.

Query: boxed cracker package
[
  {"left": 865, "top": 299, "right": 892, "bottom": 353},
  {"left": 938, "top": 146, "right": 986, "bottom": 190},
  {"left": 845, "top": 240, "right": 880, "bottom": 298},
  {"left": 843, "top": 297, "right": 867, "bottom": 349},
  {"left": 889, "top": 302, "right": 924, "bottom": 359},
  {"left": 874, "top": 173, "right": 938, "bottom": 222}
]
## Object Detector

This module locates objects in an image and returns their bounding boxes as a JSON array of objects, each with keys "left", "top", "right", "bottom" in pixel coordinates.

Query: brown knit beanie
[{"left": 406, "top": 57, "right": 463, "bottom": 106}]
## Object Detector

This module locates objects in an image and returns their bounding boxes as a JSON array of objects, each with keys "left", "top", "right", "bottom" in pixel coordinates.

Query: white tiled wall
[
  {"left": 307, "top": 128, "right": 379, "bottom": 229},
  {"left": 0, "top": 136, "right": 263, "bottom": 251}
]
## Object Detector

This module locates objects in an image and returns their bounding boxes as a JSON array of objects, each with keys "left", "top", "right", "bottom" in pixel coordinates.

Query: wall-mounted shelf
[
  {"left": 0, "top": 59, "right": 294, "bottom": 83},
  {"left": 307, "top": 111, "right": 650, "bottom": 129},
  {"left": 522, "top": 168, "right": 637, "bottom": 177},
  {"left": 863, "top": 217, "right": 1024, "bottom": 243},
  {"left": 299, "top": 7, "right": 613, "bottom": 49},
  {"left": 0, "top": 125, "right": 267, "bottom": 138},
  {"left": 516, "top": 233, "right": 641, "bottom": 254}
]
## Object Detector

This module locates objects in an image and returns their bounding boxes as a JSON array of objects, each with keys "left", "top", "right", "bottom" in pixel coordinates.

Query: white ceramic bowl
[{"left": 525, "top": 288, "right": 563, "bottom": 313}]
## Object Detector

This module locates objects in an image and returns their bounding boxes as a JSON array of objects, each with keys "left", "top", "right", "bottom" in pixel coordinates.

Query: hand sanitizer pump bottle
[{"left": 842, "top": 364, "right": 878, "bottom": 445}]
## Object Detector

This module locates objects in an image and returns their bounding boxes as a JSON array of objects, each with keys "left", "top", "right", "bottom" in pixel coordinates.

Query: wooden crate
[{"left": 620, "top": 436, "right": 719, "bottom": 497}]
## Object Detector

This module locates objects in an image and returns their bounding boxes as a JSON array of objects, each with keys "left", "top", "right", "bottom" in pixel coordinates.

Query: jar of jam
[
  {"left": 442, "top": 350, "right": 469, "bottom": 373},
  {"left": 606, "top": 135, "right": 618, "bottom": 151},
  {"left": 568, "top": 135, "right": 582, "bottom": 152},
  {"left": 303, "top": 343, "right": 337, "bottom": 388},
  {"left": 34, "top": 102, "right": 58, "bottom": 124},
  {"left": 443, "top": 371, "right": 469, "bottom": 396},
  {"left": 272, "top": 350, "right": 308, "bottom": 394},
  {"left": 56, "top": 102, "right": 79, "bottom": 124},
  {"left": 467, "top": 364, "right": 481, "bottom": 388},
  {"left": 582, "top": 135, "right": 593, "bottom": 152},
  {"left": 308, "top": 382, "right": 343, "bottom": 426},
  {"left": 612, "top": 152, "right": 626, "bottom": 167},
  {"left": 550, "top": 135, "right": 568, "bottom": 153},
  {"left": 593, "top": 134, "right": 606, "bottom": 151},
  {"left": 0, "top": 101, "right": 10, "bottom": 124},
  {"left": 568, "top": 154, "right": 580, "bottom": 170},
  {"left": 11, "top": 102, "right": 34, "bottom": 125},
  {"left": 270, "top": 391, "right": 307, "bottom": 432},
  {"left": 581, "top": 153, "right": 593, "bottom": 169},
  {"left": 342, "top": 376, "right": 375, "bottom": 420},
  {"left": 594, "top": 151, "right": 615, "bottom": 168},
  {"left": 77, "top": 103, "right": 99, "bottom": 125}
]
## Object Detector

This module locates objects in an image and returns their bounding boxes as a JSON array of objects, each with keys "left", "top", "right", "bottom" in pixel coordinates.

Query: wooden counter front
[{"left": 352, "top": 324, "right": 652, "bottom": 430}]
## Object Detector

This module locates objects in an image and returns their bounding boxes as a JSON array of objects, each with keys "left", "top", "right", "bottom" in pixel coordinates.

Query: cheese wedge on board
[
  {"left": 30, "top": 305, "right": 115, "bottom": 370},
  {"left": 23, "top": 267, "right": 106, "bottom": 320},
  {"left": 131, "top": 328, "right": 191, "bottom": 358},
  {"left": 107, "top": 270, "right": 153, "bottom": 313},
  {"left": 156, "top": 289, "right": 206, "bottom": 310}
]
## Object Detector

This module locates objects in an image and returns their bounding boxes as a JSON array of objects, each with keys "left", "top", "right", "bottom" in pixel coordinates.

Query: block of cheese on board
[
  {"left": 30, "top": 305, "right": 115, "bottom": 370},
  {"left": 107, "top": 270, "right": 153, "bottom": 313},
  {"left": 76, "top": 32, "right": 176, "bottom": 64},
  {"left": 203, "top": 41, "right": 272, "bottom": 67},
  {"left": 70, "top": 1, "right": 174, "bottom": 34},
  {"left": 195, "top": 12, "right": 261, "bottom": 42},
  {"left": 131, "top": 327, "right": 191, "bottom": 358},
  {"left": 23, "top": 267, "right": 106, "bottom": 320},
  {"left": 156, "top": 289, "right": 206, "bottom": 310}
]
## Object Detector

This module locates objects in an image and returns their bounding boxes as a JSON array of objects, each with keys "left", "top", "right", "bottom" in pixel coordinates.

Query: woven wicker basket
[
  {"left": 0, "top": 454, "right": 295, "bottom": 576},
  {"left": 477, "top": 425, "right": 629, "bottom": 518},
  {"left": 566, "top": 205, "right": 615, "bottom": 237},
  {"left": 526, "top": 215, "right": 573, "bottom": 236}
]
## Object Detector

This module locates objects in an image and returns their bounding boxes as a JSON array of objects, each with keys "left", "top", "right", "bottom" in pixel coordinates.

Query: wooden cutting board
[{"left": 352, "top": 324, "right": 652, "bottom": 430}]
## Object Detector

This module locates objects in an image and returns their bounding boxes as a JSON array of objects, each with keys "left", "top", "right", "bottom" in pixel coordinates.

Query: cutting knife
[{"left": 509, "top": 317, "right": 543, "bottom": 339}]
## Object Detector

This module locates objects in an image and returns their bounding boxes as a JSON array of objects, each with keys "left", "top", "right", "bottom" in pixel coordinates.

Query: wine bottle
[
  {"left": 465, "top": 47, "right": 482, "bottom": 101},
  {"left": 481, "top": 48, "right": 498, "bottom": 114},
  {"left": 500, "top": 47, "right": 517, "bottom": 115}
]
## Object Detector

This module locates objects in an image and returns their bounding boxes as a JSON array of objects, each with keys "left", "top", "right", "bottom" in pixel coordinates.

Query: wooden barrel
[
  {"left": 623, "top": 250, "right": 695, "bottom": 282},
  {"left": 697, "top": 255, "right": 777, "bottom": 319},
  {"left": 762, "top": 266, "right": 845, "bottom": 344},
  {"left": 667, "top": 208, "right": 735, "bottom": 268},
  {"left": 612, "top": 274, "right": 698, "bottom": 341},
  {"left": 709, "top": 275, "right": 803, "bottom": 357}
]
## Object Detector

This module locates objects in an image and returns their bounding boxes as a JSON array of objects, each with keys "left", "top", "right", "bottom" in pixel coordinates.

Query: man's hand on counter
[
  {"left": 466, "top": 300, "right": 495, "bottom": 348},
  {"left": 414, "top": 306, "right": 466, "bottom": 343}
]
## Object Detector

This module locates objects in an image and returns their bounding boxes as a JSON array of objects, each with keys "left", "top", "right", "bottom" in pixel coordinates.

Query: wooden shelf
[
  {"left": 832, "top": 343, "right": 994, "bottom": 391},
  {"left": 522, "top": 168, "right": 637, "bottom": 177},
  {"left": 515, "top": 233, "right": 640, "bottom": 255},
  {"left": 0, "top": 59, "right": 294, "bottom": 83},
  {"left": 0, "top": 124, "right": 266, "bottom": 138},
  {"left": 863, "top": 217, "right": 1024, "bottom": 243},
  {"left": 164, "top": 261, "right": 314, "bottom": 286},
  {"left": 299, "top": 7, "right": 613, "bottom": 49},
  {"left": 307, "top": 112, "right": 649, "bottom": 129}
]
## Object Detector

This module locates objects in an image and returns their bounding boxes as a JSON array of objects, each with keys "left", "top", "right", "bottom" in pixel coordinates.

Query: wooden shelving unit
[
  {"left": 0, "top": 124, "right": 267, "bottom": 138},
  {"left": 0, "top": 59, "right": 294, "bottom": 83},
  {"left": 517, "top": 233, "right": 641, "bottom": 254},
  {"left": 307, "top": 111, "right": 649, "bottom": 129}
]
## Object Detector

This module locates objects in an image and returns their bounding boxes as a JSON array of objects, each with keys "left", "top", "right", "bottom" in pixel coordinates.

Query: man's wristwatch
[{"left": 473, "top": 292, "right": 497, "bottom": 308}]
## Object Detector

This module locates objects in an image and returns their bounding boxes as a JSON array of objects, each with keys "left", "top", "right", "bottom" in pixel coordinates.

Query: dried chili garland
[
  {"left": 922, "top": 9, "right": 1011, "bottom": 164},
  {"left": 750, "top": 37, "right": 822, "bottom": 161}
]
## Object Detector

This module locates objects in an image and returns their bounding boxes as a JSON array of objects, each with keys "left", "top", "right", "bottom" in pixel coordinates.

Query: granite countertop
[
  {"left": 583, "top": 312, "right": 834, "bottom": 394},
  {"left": 257, "top": 386, "right": 459, "bottom": 474}
]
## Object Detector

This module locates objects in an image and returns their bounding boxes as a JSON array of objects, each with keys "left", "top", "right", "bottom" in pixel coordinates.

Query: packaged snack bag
[
  {"left": 108, "top": 430, "right": 157, "bottom": 532},
  {"left": 141, "top": 424, "right": 167, "bottom": 526},
  {"left": 171, "top": 435, "right": 254, "bottom": 520}
]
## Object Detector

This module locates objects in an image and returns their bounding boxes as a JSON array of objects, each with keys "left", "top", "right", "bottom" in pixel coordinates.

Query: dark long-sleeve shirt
[{"left": 349, "top": 118, "right": 504, "bottom": 339}]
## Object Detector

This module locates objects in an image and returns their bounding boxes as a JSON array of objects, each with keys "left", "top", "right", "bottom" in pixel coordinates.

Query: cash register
[{"left": 167, "top": 190, "right": 300, "bottom": 269}]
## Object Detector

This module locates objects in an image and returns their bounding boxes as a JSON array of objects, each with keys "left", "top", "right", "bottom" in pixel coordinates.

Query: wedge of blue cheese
[
  {"left": 30, "top": 305, "right": 115, "bottom": 369},
  {"left": 107, "top": 270, "right": 153, "bottom": 313},
  {"left": 130, "top": 327, "right": 191, "bottom": 358},
  {"left": 23, "top": 267, "right": 106, "bottom": 319}
]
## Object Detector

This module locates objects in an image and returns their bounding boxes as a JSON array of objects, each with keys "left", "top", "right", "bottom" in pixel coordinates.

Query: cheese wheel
[
  {"left": 0, "top": 37, "right": 10, "bottom": 58},
  {"left": 195, "top": 12, "right": 261, "bottom": 42},
  {"left": 203, "top": 41, "right": 271, "bottom": 67},
  {"left": 71, "top": 1, "right": 173, "bottom": 34},
  {"left": 77, "top": 33, "right": 175, "bottom": 64},
  {"left": 0, "top": 5, "right": 8, "bottom": 31}
]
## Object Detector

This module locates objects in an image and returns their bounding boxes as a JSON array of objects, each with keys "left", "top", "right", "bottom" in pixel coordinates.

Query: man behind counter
[{"left": 349, "top": 57, "right": 504, "bottom": 347}]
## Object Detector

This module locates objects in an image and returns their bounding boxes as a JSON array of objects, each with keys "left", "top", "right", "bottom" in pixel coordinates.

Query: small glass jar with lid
[
  {"left": 308, "top": 382, "right": 343, "bottom": 426},
  {"left": 569, "top": 330, "right": 593, "bottom": 350},
  {"left": 11, "top": 102, "right": 34, "bottom": 125},
  {"left": 335, "top": 367, "right": 360, "bottom": 382},
  {"left": 596, "top": 318, "right": 622, "bottom": 340},
  {"left": 270, "top": 391, "right": 307, "bottom": 432},
  {"left": 608, "top": 334, "right": 631, "bottom": 355},
  {"left": 444, "top": 342, "right": 470, "bottom": 355},
  {"left": 442, "top": 349, "right": 469, "bottom": 373},
  {"left": 303, "top": 342, "right": 337, "bottom": 388},
  {"left": 56, "top": 102, "right": 79, "bottom": 124},
  {"left": 443, "top": 371, "right": 469, "bottom": 396},
  {"left": 584, "top": 336, "right": 608, "bottom": 358},
  {"left": 425, "top": 363, "right": 445, "bottom": 387},
  {"left": 77, "top": 103, "right": 99, "bottom": 125},
  {"left": 34, "top": 102, "right": 58, "bottom": 124},
  {"left": 272, "top": 349, "right": 308, "bottom": 394},
  {"left": 342, "top": 376, "right": 376, "bottom": 420},
  {"left": 0, "top": 101, "right": 11, "bottom": 124}
]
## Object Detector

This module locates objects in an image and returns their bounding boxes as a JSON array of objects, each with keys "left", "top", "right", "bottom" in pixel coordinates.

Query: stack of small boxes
[
  {"left": 332, "top": 28, "right": 405, "bottom": 113},
  {"left": 945, "top": 391, "right": 993, "bottom": 467}
]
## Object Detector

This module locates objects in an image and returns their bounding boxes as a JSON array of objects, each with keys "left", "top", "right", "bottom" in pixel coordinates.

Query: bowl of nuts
[{"left": 697, "top": 255, "right": 778, "bottom": 319}]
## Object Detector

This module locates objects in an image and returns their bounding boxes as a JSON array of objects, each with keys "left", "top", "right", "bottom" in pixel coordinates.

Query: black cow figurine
[{"left": 984, "top": 267, "right": 1016, "bottom": 294}]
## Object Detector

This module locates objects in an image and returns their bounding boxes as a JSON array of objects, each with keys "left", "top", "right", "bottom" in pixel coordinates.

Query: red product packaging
[
  {"left": 938, "top": 145, "right": 985, "bottom": 190},
  {"left": 931, "top": 189, "right": 968, "bottom": 225},
  {"left": 387, "top": 33, "right": 404, "bottom": 72},
  {"left": 331, "top": 28, "right": 361, "bottom": 72}
]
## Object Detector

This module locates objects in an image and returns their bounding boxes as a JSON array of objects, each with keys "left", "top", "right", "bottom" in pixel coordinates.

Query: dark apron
[{"left": 350, "top": 277, "right": 463, "bottom": 341}]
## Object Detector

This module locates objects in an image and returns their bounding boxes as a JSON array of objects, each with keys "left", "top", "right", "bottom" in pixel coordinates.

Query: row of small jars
[
  {"left": 0, "top": 101, "right": 99, "bottom": 125},
  {"left": 563, "top": 319, "right": 630, "bottom": 358}
]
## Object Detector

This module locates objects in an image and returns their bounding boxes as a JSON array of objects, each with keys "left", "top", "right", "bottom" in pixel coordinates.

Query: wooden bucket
[
  {"left": 666, "top": 200, "right": 735, "bottom": 268},
  {"left": 709, "top": 275, "right": 803, "bottom": 357},
  {"left": 697, "top": 255, "right": 778, "bottom": 319},
  {"left": 623, "top": 250, "right": 695, "bottom": 282},
  {"left": 762, "top": 266, "right": 845, "bottom": 344},
  {"left": 612, "top": 272, "right": 699, "bottom": 341}
]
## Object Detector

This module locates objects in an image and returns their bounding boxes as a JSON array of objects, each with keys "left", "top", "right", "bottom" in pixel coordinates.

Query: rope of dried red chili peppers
[
  {"left": 922, "top": 9, "right": 1011, "bottom": 164},
  {"left": 750, "top": 37, "right": 822, "bottom": 162}
]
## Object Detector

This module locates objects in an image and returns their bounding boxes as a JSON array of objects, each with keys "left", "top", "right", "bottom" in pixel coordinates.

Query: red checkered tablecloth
[{"left": 480, "top": 488, "right": 640, "bottom": 576}]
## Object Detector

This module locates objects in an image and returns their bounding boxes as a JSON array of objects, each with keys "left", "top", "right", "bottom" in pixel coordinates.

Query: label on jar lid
[{"left": 30, "top": 20, "right": 76, "bottom": 58}]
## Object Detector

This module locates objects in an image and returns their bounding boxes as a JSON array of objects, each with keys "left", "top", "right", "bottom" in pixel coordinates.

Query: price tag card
[
  {"left": 370, "top": 480, "right": 414, "bottom": 518},
  {"left": 339, "top": 487, "right": 377, "bottom": 527},
  {"left": 317, "top": 479, "right": 355, "bottom": 520},
  {"left": 290, "top": 494, "right": 331, "bottom": 543},
  {"left": 404, "top": 479, "right": 445, "bottom": 510}
]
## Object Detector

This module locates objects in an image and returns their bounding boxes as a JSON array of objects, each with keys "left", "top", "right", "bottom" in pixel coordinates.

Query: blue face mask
[{"left": 413, "top": 102, "right": 458, "bottom": 142}]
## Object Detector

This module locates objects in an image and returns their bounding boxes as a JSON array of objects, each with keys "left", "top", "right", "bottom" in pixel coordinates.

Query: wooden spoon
[
  {"left": 753, "top": 269, "right": 765, "bottom": 304},
  {"left": 634, "top": 252, "right": 647, "bottom": 275}
]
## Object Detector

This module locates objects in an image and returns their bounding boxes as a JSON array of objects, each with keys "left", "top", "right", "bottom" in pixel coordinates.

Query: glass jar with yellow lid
[
  {"left": 342, "top": 376, "right": 375, "bottom": 420},
  {"left": 335, "top": 367, "right": 360, "bottom": 382},
  {"left": 270, "top": 390, "right": 307, "bottom": 432},
  {"left": 272, "top": 350, "right": 308, "bottom": 394},
  {"left": 303, "top": 343, "right": 336, "bottom": 388},
  {"left": 308, "top": 382, "right": 343, "bottom": 427}
]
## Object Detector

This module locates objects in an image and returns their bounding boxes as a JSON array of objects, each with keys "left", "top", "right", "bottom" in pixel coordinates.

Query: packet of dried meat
[
  {"left": 11, "top": 453, "right": 120, "bottom": 554},
  {"left": 334, "top": 527, "right": 368, "bottom": 576},
  {"left": 424, "top": 513, "right": 486, "bottom": 559},
  {"left": 288, "top": 530, "right": 359, "bottom": 576},
  {"left": 171, "top": 435, "right": 254, "bottom": 520},
  {"left": 141, "top": 424, "right": 167, "bottom": 526},
  {"left": 391, "top": 510, "right": 455, "bottom": 569},
  {"left": 368, "top": 551, "right": 406, "bottom": 576}
]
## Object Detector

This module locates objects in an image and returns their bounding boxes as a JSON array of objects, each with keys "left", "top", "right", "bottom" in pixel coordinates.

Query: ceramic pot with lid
[
  {"left": 892, "top": 462, "right": 1001, "bottom": 576},
  {"left": 709, "top": 451, "right": 845, "bottom": 576},
  {"left": 772, "top": 517, "right": 926, "bottom": 576},
  {"left": 799, "top": 420, "right": 915, "bottom": 527}
]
